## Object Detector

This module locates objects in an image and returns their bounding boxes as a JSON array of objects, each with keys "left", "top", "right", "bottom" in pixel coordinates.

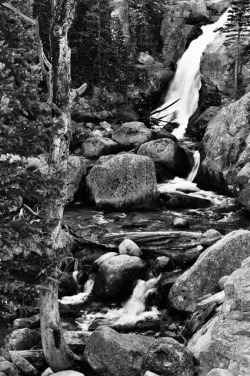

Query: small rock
[
  {"left": 138, "top": 52, "right": 155, "bottom": 65},
  {"left": 0, "top": 361, "right": 20, "bottom": 376},
  {"left": 155, "top": 256, "right": 171, "bottom": 271},
  {"left": 9, "top": 351, "right": 39, "bottom": 376},
  {"left": 218, "top": 276, "right": 229, "bottom": 290},
  {"left": 203, "top": 229, "right": 222, "bottom": 239},
  {"left": 144, "top": 372, "right": 160, "bottom": 376},
  {"left": 83, "top": 136, "right": 119, "bottom": 158},
  {"left": 41, "top": 368, "right": 53, "bottom": 376},
  {"left": 172, "top": 217, "right": 190, "bottom": 228},
  {"left": 118, "top": 239, "right": 142, "bottom": 257}
]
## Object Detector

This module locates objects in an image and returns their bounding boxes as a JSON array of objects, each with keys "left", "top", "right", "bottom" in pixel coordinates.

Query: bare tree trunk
[
  {"left": 40, "top": 279, "right": 82, "bottom": 372},
  {"left": 44, "top": 0, "right": 77, "bottom": 248}
]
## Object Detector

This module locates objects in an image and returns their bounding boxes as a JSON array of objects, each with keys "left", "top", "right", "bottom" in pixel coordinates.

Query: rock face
[
  {"left": 93, "top": 254, "right": 146, "bottom": 300},
  {"left": 168, "top": 230, "right": 250, "bottom": 312},
  {"left": 87, "top": 153, "right": 158, "bottom": 210},
  {"left": 137, "top": 138, "right": 195, "bottom": 179},
  {"left": 188, "top": 257, "right": 250, "bottom": 376},
  {"left": 201, "top": 93, "right": 250, "bottom": 193},
  {"left": 67, "top": 156, "right": 92, "bottom": 202},
  {"left": 85, "top": 326, "right": 155, "bottom": 376},
  {"left": 141, "top": 337, "right": 195, "bottom": 376},
  {"left": 112, "top": 122, "right": 152, "bottom": 149},
  {"left": 83, "top": 136, "right": 119, "bottom": 158}
]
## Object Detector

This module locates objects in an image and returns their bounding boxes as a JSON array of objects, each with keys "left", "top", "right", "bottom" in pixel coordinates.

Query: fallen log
[
  {"left": 103, "top": 231, "right": 202, "bottom": 244},
  {"left": 10, "top": 350, "right": 47, "bottom": 371}
]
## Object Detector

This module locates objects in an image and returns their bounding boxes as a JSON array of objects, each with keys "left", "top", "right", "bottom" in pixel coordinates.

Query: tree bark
[{"left": 40, "top": 279, "right": 82, "bottom": 372}]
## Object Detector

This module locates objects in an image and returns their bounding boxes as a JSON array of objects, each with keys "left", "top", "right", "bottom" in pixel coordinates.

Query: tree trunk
[
  {"left": 234, "top": 28, "right": 241, "bottom": 100},
  {"left": 44, "top": 0, "right": 77, "bottom": 248},
  {"left": 40, "top": 279, "right": 82, "bottom": 372}
]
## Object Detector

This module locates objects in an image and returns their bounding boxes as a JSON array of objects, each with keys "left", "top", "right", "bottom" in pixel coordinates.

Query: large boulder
[
  {"left": 141, "top": 337, "right": 195, "bottom": 376},
  {"left": 137, "top": 138, "right": 195, "bottom": 180},
  {"left": 201, "top": 93, "right": 250, "bottom": 193},
  {"left": 112, "top": 122, "right": 152, "bottom": 149},
  {"left": 87, "top": 153, "right": 158, "bottom": 210},
  {"left": 236, "top": 184, "right": 250, "bottom": 216},
  {"left": 83, "top": 136, "right": 119, "bottom": 158},
  {"left": 93, "top": 254, "right": 146, "bottom": 300},
  {"left": 188, "top": 258, "right": 250, "bottom": 375},
  {"left": 168, "top": 230, "right": 250, "bottom": 312},
  {"left": 84, "top": 326, "right": 155, "bottom": 376}
]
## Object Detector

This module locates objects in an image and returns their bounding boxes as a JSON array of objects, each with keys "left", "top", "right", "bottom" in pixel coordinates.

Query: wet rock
[
  {"left": 188, "top": 106, "right": 220, "bottom": 140},
  {"left": 93, "top": 254, "right": 146, "bottom": 300},
  {"left": 141, "top": 337, "right": 195, "bottom": 376},
  {"left": 207, "top": 369, "right": 233, "bottom": 376},
  {"left": 144, "top": 372, "right": 159, "bottom": 376},
  {"left": 67, "top": 156, "right": 92, "bottom": 202},
  {"left": 9, "top": 351, "right": 38, "bottom": 376},
  {"left": 138, "top": 139, "right": 195, "bottom": 180},
  {"left": 201, "top": 93, "right": 250, "bottom": 193},
  {"left": 1, "top": 329, "right": 41, "bottom": 360},
  {"left": 172, "top": 217, "right": 190, "bottom": 229},
  {"left": 118, "top": 239, "right": 142, "bottom": 257},
  {"left": 160, "top": 191, "right": 211, "bottom": 209},
  {"left": 92, "top": 252, "right": 118, "bottom": 270},
  {"left": 237, "top": 184, "right": 250, "bottom": 216},
  {"left": 0, "top": 361, "right": 20, "bottom": 376},
  {"left": 85, "top": 325, "right": 155, "bottom": 376},
  {"left": 168, "top": 230, "right": 250, "bottom": 312},
  {"left": 87, "top": 154, "right": 158, "bottom": 210},
  {"left": 112, "top": 122, "right": 152, "bottom": 149},
  {"left": 83, "top": 136, "right": 119, "bottom": 158}
]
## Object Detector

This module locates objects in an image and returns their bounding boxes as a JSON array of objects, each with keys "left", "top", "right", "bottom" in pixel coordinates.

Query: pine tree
[{"left": 223, "top": 0, "right": 250, "bottom": 99}]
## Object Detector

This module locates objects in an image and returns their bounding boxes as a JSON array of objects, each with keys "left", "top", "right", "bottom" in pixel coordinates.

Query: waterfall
[
  {"left": 77, "top": 275, "right": 161, "bottom": 330},
  {"left": 187, "top": 150, "right": 200, "bottom": 182},
  {"left": 152, "top": 10, "right": 229, "bottom": 139}
]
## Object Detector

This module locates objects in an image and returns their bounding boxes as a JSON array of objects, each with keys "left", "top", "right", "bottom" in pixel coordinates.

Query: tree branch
[
  {"left": 70, "top": 83, "right": 88, "bottom": 102},
  {"left": 1, "top": 2, "right": 36, "bottom": 25}
]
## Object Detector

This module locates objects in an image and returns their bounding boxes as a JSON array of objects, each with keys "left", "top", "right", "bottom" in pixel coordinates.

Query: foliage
[{"left": 222, "top": 0, "right": 250, "bottom": 99}]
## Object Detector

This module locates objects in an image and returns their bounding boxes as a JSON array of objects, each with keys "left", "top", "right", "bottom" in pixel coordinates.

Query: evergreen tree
[{"left": 222, "top": 0, "right": 250, "bottom": 99}]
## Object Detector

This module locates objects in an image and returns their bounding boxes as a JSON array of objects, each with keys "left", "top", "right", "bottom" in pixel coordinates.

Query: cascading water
[
  {"left": 152, "top": 10, "right": 229, "bottom": 139},
  {"left": 77, "top": 275, "right": 161, "bottom": 330},
  {"left": 59, "top": 274, "right": 95, "bottom": 305}
]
